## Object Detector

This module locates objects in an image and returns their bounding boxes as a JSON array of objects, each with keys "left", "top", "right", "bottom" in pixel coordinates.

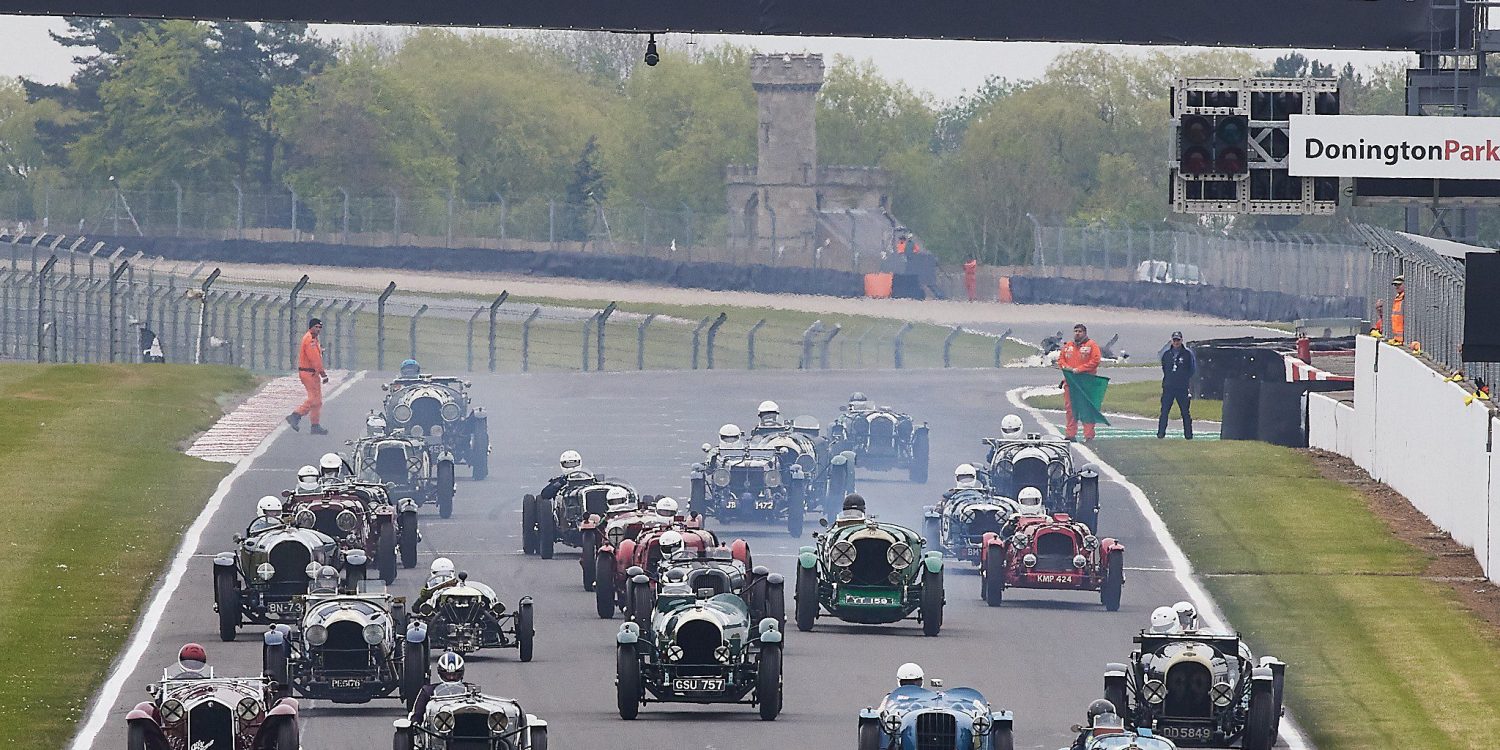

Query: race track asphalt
[{"left": 86, "top": 366, "right": 1285, "bottom": 750}]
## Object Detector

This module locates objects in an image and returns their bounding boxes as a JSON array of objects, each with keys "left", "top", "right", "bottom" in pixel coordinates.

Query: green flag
[{"left": 1062, "top": 370, "right": 1111, "bottom": 426}]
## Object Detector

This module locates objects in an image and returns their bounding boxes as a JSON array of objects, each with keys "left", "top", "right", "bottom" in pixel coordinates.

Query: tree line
[{"left": 0, "top": 21, "right": 1414, "bottom": 262}]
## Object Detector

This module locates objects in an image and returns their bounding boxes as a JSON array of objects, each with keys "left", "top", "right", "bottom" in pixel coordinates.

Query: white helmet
[
  {"left": 1017, "top": 487, "right": 1044, "bottom": 515},
  {"left": 659, "top": 530, "right": 685, "bottom": 556},
  {"left": 1000, "top": 414, "right": 1024, "bottom": 437},
  {"left": 1173, "top": 600, "right": 1198, "bottom": 631},
  {"left": 297, "top": 464, "right": 318, "bottom": 481},
  {"left": 1150, "top": 605, "right": 1180, "bottom": 634},
  {"left": 430, "top": 557, "right": 455, "bottom": 577},
  {"left": 319, "top": 452, "right": 342, "bottom": 474},
  {"left": 718, "top": 424, "right": 742, "bottom": 443},
  {"left": 559, "top": 450, "right": 583, "bottom": 470},
  {"left": 757, "top": 400, "right": 780, "bottom": 415},
  {"left": 257, "top": 496, "right": 283, "bottom": 516},
  {"left": 897, "top": 662, "right": 924, "bottom": 686},
  {"left": 606, "top": 486, "right": 632, "bottom": 510},
  {"left": 954, "top": 463, "right": 978, "bottom": 488},
  {"left": 655, "top": 497, "right": 679, "bottom": 518}
]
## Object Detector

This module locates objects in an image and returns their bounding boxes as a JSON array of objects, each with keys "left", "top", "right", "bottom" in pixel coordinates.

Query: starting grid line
[{"left": 185, "top": 371, "right": 350, "bottom": 463}]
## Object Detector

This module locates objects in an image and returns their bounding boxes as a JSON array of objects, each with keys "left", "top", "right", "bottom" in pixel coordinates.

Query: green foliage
[
  {"left": 817, "top": 56, "right": 935, "bottom": 167},
  {"left": 0, "top": 78, "right": 52, "bottom": 190},
  {"left": 562, "top": 135, "right": 607, "bottom": 241}
]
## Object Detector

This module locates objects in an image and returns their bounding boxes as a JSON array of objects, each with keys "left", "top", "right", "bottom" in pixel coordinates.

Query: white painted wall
[{"left": 1307, "top": 392, "right": 1355, "bottom": 458}]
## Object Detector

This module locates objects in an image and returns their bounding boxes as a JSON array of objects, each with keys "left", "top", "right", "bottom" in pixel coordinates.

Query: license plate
[
  {"left": 671, "top": 678, "right": 726, "bottom": 692},
  {"left": 755, "top": 501, "right": 775, "bottom": 510},
  {"left": 839, "top": 592, "right": 899, "bottom": 606},
  {"left": 1156, "top": 724, "right": 1213, "bottom": 741},
  {"left": 330, "top": 678, "right": 364, "bottom": 689},
  {"left": 1033, "top": 573, "right": 1075, "bottom": 584},
  {"left": 266, "top": 601, "right": 299, "bottom": 614}
]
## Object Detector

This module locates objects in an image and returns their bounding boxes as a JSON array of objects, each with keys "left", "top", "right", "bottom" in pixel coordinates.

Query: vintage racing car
[
  {"left": 748, "top": 415, "right": 855, "bottom": 520},
  {"left": 690, "top": 444, "right": 808, "bottom": 537},
  {"left": 127, "top": 668, "right": 300, "bottom": 750},
  {"left": 983, "top": 433, "right": 1101, "bottom": 531},
  {"left": 1105, "top": 630, "right": 1285, "bottom": 750},
  {"left": 794, "top": 514, "right": 944, "bottom": 635},
  {"left": 413, "top": 571, "right": 535, "bottom": 661},
  {"left": 283, "top": 480, "right": 417, "bottom": 584},
  {"left": 393, "top": 681, "right": 548, "bottom": 750},
  {"left": 381, "top": 372, "right": 490, "bottom": 480},
  {"left": 523, "top": 470, "right": 639, "bottom": 560},
  {"left": 212, "top": 516, "right": 341, "bottom": 641},
  {"left": 828, "top": 397, "right": 930, "bottom": 483},
  {"left": 923, "top": 487, "right": 1018, "bottom": 565},
  {"left": 596, "top": 523, "right": 722, "bottom": 619},
  {"left": 614, "top": 581, "right": 785, "bottom": 720},
  {"left": 857, "top": 683, "right": 1014, "bottom": 750},
  {"left": 350, "top": 426, "right": 457, "bottom": 519},
  {"left": 979, "top": 514, "right": 1123, "bottom": 610},
  {"left": 262, "top": 568, "right": 427, "bottom": 706},
  {"left": 572, "top": 481, "right": 650, "bottom": 590}
]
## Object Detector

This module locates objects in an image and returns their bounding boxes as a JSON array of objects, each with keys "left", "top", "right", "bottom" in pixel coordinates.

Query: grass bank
[
  {"left": 0, "top": 364, "right": 255, "bottom": 746},
  {"left": 1097, "top": 440, "right": 1500, "bottom": 749},
  {"left": 1027, "top": 378, "right": 1224, "bottom": 423}
]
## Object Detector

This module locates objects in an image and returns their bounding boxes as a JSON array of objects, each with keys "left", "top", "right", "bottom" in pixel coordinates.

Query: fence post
[
  {"left": 287, "top": 274, "right": 309, "bottom": 369},
  {"left": 195, "top": 268, "right": 220, "bottom": 365},
  {"left": 747, "top": 318, "right": 767, "bottom": 370},
  {"left": 106, "top": 260, "right": 129, "bottom": 362},
  {"left": 348, "top": 302, "right": 364, "bottom": 369},
  {"left": 233, "top": 180, "right": 244, "bottom": 240},
  {"left": 799, "top": 321, "right": 823, "bottom": 370},
  {"left": 548, "top": 199, "right": 556, "bottom": 249},
  {"left": 705, "top": 312, "right": 728, "bottom": 369},
  {"left": 521, "top": 307, "right": 541, "bottom": 373},
  {"left": 943, "top": 326, "right": 962, "bottom": 368},
  {"left": 637, "top": 314, "right": 656, "bottom": 370},
  {"left": 290, "top": 189, "right": 299, "bottom": 241},
  {"left": 376, "top": 281, "right": 396, "bottom": 370},
  {"left": 247, "top": 295, "right": 265, "bottom": 370},
  {"left": 993, "top": 328, "right": 1012, "bottom": 368},
  {"left": 690, "top": 316, "right": 711, "bottom": 370},
  {"left": 339, "top": 187, "right": 350, "bottom": 243},
  {"left": 36, "top": 255, "right": 56, "bottom": 362},
  {"left": 597, "top": 302, "right": 617, "bottom": 371},
  {"left": 893, "top": 322, "right": 913, "bottom": 369},
  {"left": 819, "top": 323, "right": 841, "bottom": 370},
  {"left": 487, "top": 292, "right": 508, "bottom": 372},
  {"left": 409, "top": 304, "right": 428, "bottom": 361},
  {"left": 466, "top": 307, "right": 483, "bottom": 372},
  {"left": 446, "top": 189, "right": 455, "bottom": 248}
]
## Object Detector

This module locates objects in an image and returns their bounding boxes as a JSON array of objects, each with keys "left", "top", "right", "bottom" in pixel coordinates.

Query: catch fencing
[{"left": 0, "top": 232, "right": 1015, "bottom": 373}]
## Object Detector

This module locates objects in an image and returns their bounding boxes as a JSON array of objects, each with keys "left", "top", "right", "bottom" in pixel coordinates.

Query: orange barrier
[
  {"left": 997, "top": 276, "right": 1013, "bottom": 303},
  {"left": 864, "top": 272, "right": 893, "bottom": 298}
]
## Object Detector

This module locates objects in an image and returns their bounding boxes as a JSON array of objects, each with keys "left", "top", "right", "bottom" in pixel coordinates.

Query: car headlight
[
  {"left": 434, "top": 709, "right": 454, "bottom": 733},
  {"left": 336, "top": 510, "right": 359, "bottom": 531},
  {"left": 1012, "top": 533, "right": 1030, "bottom": 549},
  {"left": 665, "top": 644, "right": 684, "bottom": 662},
  {"left": 429, "top": 424, "right": 443, "bottom": 438},
  {"left": 487, "top": 711, "right": 508, "bottom": 733},
  {"left": 712, "top": 469, "right": 731, "bottom": 487},
  {"left": 886, "top": 542, "right": 914, "bottom": 569},
  {"left": 305, "top": 624, "right": 328, "bottom": 646},
  {"left": 1144, "top": 679, "right": 1166, "bottom": 704},
  {"left": 1083, "top": 534, "right": 1098, "bottom": 550},
  {"left": 363, "top": 623, "right": 384, "bottom": 645},
  {"left": 607, "top": 526, "right": 626, "bottom": 546},
  {"left": 1072, "top": 554, "right": 1087, "bottom": 568},
  {"left": 257, "top": 563, "right": 276, "bottom": 581},
  {"left": 1023, "top": 553, "right": 1037, "bottom": 568},
  {"left": 715, "top": 644, "right": 732, "bottom": 664},
  {"left": 235, "top": 697, "right": 262, "bottom": 722},
  {"left": 1048, "top": 461, "right": 1065, "bottom": 479},
  {"left": 882, "top": 713, "right": 902, "bottom": 734},
  {"left": 410, "top": 424, "right": 424, "bottom": 438},
  {"left": 1211, "top": 681, "right": 1234, "bottom": 706},
  {"left": 392, "top": 404, "right": 412, "bottom": 423},
  {"left": 960, "top": 508, "right": 975, "bottom": 523},
  {"left": 295, "top": 510, "right": 316, "bottom": 529},
  {"left": 441, "top": 403, "right": 461, "bottom": 421},
  {"left": 973, "top": 712, "right": 992, "bottom": 735},
  {"left": 764, "top": 469, "right": 781, "bottom": 487},
  {"left": 159, "top": 699, "right": 185, "bottom": 724},
  {"left": 830, "top": 541, "right": 857, "bottom": 567},
  {"left": 887, "top": 570, "right": 904, "bottom": 585}
]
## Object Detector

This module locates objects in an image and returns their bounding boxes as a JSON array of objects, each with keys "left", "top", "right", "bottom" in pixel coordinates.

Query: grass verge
[
  {"left": 0, "top": 364, "right": 255, "bottom": 746},
  {"left": 1096, "top": 439, "right": 1500, "bottom": 749},
  {"left": 1027, "top": 378, "right": 1224, "bottom": 423}
]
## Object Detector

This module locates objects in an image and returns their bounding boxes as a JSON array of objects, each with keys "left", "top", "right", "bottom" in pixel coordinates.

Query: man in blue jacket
[{"left": 1158, "top": 331, "right": 1196, "bottom": 439}]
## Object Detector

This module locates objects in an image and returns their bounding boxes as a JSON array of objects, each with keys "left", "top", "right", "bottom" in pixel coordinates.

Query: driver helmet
[
  {"left": 1016, "top": 487, "right": 1045, "bottom": 516},
  {"left": 848, "top": 392, "right": 869, "bottom": 409},
  {"left": 319, "top": 452, "right": 342, "bottom": 477},
  {"left": 605, "top": 486, "right": 633, "bottom": 513},
  {"left": 654, "top": 497, "right": 679, "bottom": 518},
  {"left": 1173, "top": 600, "right": 1198, "bottom": 631},
  {"left": 1149, "top": 605, "right": 1180, "bottom": 634},
  {"left": 1000, "top": 414, "right": 1024, "bottom": 438},
  {"left": 257, "top": 495, "right": 283, "bottom": 518},
  {"left": 1086, "top": 698, "right": 1116, "bottom": 725},
  {"left": 658, "top": 530, "right": 685, "bottom": 557},
  {"left": 436, "top": 650, "right": 465, "bottom": 683},
  {"left": 312, "top": 564, "right": 339, "bottom": 593},
  {"left": 757, "top": 400, "right": 780, "bottom": 422},
  {"left": 718, "top": 424, "right": 743, "bottom": 446},
  {"left": 297, "top": 464, "right": 318, "bottom": 482},
  {"left": 559, "top": 450, "right": 583, "bottom": 471},
  {"left": 430, "top": 557, "right": 456, "bottom": 581},
  {"left": 177, "top": 643, "right": 208, "bottom": 674},
  {"left": 954, "top": 463, "right": 979, "bottom": 489},
  {"left": 896, "top": 662, "right": 924, "bottom": 687},
  {"left": 399, "top": 359, "right": 421, "bottom": 378},
  {"left": 842, "top": 494, "right": 867, "bottom": 512}
]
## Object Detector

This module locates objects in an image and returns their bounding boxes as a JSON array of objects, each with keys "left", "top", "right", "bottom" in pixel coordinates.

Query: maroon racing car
[{"left": 978, "top": 513, "right": 1123, "bottom": 610}]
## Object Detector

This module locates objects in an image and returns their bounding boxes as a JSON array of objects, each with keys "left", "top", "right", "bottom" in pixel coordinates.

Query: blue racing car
[{"left": 858, "top": 684, "right": 1014, "bottom": 750}]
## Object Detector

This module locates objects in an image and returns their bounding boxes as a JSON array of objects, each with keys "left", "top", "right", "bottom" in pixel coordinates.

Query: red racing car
[
  {"left": 594, "top": 521, "right": 735, "bottom": 619},
  {"left": 978, "top": 513, "right": 1123, "bottom": 610}
]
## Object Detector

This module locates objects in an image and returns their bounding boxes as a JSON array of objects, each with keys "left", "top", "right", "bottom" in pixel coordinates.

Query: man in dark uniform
[{"left": 1157, "top": 331, "right": 1197, "bottom": 439}]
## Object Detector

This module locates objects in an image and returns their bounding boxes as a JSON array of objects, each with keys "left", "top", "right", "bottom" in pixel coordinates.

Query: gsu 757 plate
[{"left": 671, "top": 678, "right": 726, "bottom": 692}]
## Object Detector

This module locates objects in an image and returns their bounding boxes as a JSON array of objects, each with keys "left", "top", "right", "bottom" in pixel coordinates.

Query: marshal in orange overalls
[
  {"left": 1058, "top": 335, "right": 1102, "bottom": 441},
  {"left": 292, "top": 326, "right": 326, "bottom": 426}
]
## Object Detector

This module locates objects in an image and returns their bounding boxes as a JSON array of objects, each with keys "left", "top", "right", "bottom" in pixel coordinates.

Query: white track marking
[
  {"left": 186, "top": 371, "right": 351, "bottom": 463},
  {"left": 1008, "top": 385, "right": 1311, "bottom": 750},
  {"left": 68, "top": 371, "right": 367, "bottom": 750}
]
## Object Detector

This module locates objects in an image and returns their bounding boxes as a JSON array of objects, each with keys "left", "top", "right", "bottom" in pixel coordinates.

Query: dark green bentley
[{"left": 793, "top": 512, "right": 944, "bottom": 636}]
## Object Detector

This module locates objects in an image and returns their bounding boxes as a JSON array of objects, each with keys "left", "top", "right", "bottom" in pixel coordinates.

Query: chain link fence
[{"left": 0, "top": 231, "right": 1018, "bottom": 373}]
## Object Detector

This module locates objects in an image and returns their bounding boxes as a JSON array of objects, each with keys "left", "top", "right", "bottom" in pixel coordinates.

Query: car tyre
[
  {"left": 436, "top": 461, "right": 455, "bottom": 519},
  {"left": 909, "top": 428, "right": 930, "bottom": 483},
  {"left": 991, "top": 725, "right": 1014, "bottom": 750},
  {"left": 766, "top": 576, "right": 787, "bottom": 631},
  {"left": 595, "top": 552, "right": 617, "bottom": 619},
  {"left": 581, "top": 536, "right": 596, "bottom": 591},
  {"left": 377, "top": 518, "right": 398, "bottom": 584},
  {"left": 529, "top": 725, "right": 548, "bottom": 750},
  {"left": 521, "top": 495, "right": 538, "bottom": 555},
  {"left": 538, "top": 507, "right": 556, "bottom": 560},
  {"left": 629, "top": 579, "right": 653, "bottom": 626},
  {"left": 857, "top": 719, "right": 882, "bottom": 750},
  {"left": 1101, "top": 551, "right": 1124, "bottom": 612},
  {"left": 757, "top": 642, "right": 783, "bottom": 720},
  {"left": 400, "top": 639, "right": 427, "bottom": 710},
  {"left": 516, "top": 600, "right": 535, "bottom": 663},
  {"left": 399, "top": 510, "right": 419, "bottom": 569},
  {"left": 126, "top": 722, "right": 152, "bottom": 750},
  {"left": 615, "top": 644, "right": 641, "bottom": 720},
  {"left": 920, "top": 569, "right": 944, "bottom": 636},
  {"left": 794, "top": 565, "right": 818, "bottom": 632},
  {"left": 470, "top": 427, "right": 489, "bottom": 481},
  {"left": 690, "top": 477, "right": 706, "bottom": 514},
  {"left": 982, "top": 552, "right": 1005, "bottom": 607},
  {"left": 263, "top": 640, "right": 291, "bottom": 701},
  {"left": 786, "top": 500, "right": 803, "bottom": 538},
  {"left": 272, "top": 716, "right": 299, "bottom": 750},
  {"left": 1104, "top": 673, "right": 1129, "bottom": 720},
  {"left": 214, "top": 567, "right": 240, "bottom": 642},
  {"left": 922, "top": 517, "right": 942, "bottom": 555},
  {"left": 1076, "top": 476, "right": 1100, "bottom": 532},
  {"left": 1243, "top": 680, "right": 1277, "bottom": 750},
  {"left": 393, "top": 726, "right": 414, "bottom": 750}
]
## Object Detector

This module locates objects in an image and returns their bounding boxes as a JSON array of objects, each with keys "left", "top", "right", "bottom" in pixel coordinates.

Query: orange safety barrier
[
  {"left": 864, "top": 272, "right": 893, "bottom": 298},
  {"left": 997, "top": 276, "right": 1013, "bottom": 303}
]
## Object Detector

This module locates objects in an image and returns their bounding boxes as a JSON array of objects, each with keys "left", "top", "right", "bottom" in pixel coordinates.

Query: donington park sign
[{"left": 1290, "top": 114, "right": 1500, "bottom": 180}]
